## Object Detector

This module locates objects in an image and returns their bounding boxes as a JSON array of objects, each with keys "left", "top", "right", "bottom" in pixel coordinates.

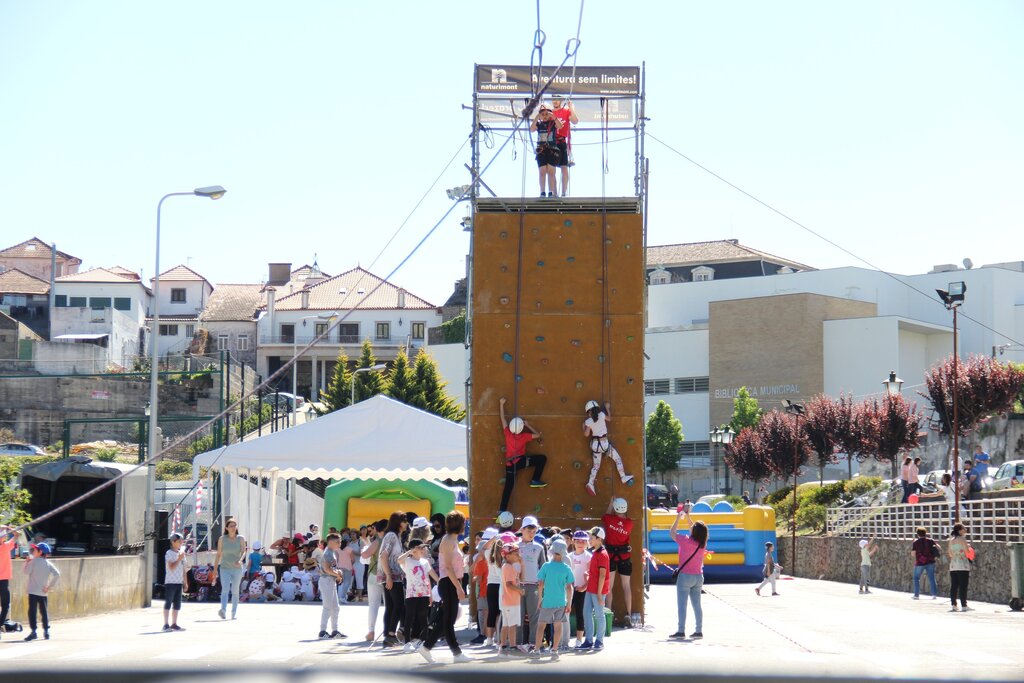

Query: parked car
[
  {"left": 260, "top": 392, "right": 305, "bottom": 411},
  {"left": 923, "top": 469, "right": 950, "bottom": 488},
  {"left": 990, "top": 460, "right": 1024, "bottom": 491},
  {"left": 646, "top": 484, "right": 671, "bottom": 508},
  {"left": 697, "top": 494, "right": 727, "bottom": 507},
  {"left": 0, "top": 443, "right": 46, "bottom": 457}
]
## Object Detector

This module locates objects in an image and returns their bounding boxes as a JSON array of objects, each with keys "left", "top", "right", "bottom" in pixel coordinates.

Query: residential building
[
  {"left": 147, "top": 265, "right": 213, "bottom": 358},
  {"left": 198, "top": 284, "right": 263, "bottom": 367},
  {"left": 256, "top": 266, "right": 441, "bottom": 400},
  {"left": 0, "top": 238, "right": 81, "bottom": 281},
  {"left": 51, "top": 267, "right": 151, "bottom": 369},
  {"left": 0, "top": 268, "right": 51, "bottom": 338},
  {"left": 645, "top": 239, "right": 813, "bottom": 284},
  {"left": 0, "top": 310, "right": 43, "bottom": 371}
]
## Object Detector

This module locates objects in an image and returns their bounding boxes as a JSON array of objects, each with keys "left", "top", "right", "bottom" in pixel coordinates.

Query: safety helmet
[
  {"left": 585, "top": 400, "right": 600, "bottom": 412},
  {"left": 496, "top": 511, "right": 514, "bottom": 529},
  {"left": 612, "top": 497, "right": 628, "bottom": 515},
  {"left": 509, "top": 417, "right": 525, "bottom": 434}
]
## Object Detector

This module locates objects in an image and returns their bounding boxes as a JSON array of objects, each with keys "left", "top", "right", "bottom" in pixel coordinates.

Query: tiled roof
[
  {"left": 646, "top": 239, "right": 814, "bottom": 271},
  {"left": 200, "top": 284, "right": 263, "bottom": 322},
  {"left": 56, "top": 267, "right": 149, "bottom": 285},
  {"left": 269, "top": 267, "right": 435, "bottom": 311},
  {"left": 147, "top": 314, "right": 199, "bottom": 322},
  {"left": 108, "top": 266, "right": 141, "bottom": 280},
  {"left": 0, "top": 268, "right": 50, "bottom": 295},
  {"left": 154, "top": 264, "right": 211, "bottom": 285},
  {"left": 0, "top": 237, "right": 82, "bottom": 264}
]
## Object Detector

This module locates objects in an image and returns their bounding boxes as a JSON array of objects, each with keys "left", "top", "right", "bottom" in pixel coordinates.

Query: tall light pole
[
  {"left": 782, "top": 399, "right": 805, "bottom": 574},
  {"left": 709, "top": 426, "right": 735, "bottom": 494},
  {"left": 292, "top": 313, "right": 338, "bottom": 425},
  {"left": 146, "top": 186, "right": 225, "bottom": 604},
  {"left": 937, "top": 281, "right": 966, "bottom": 522},
  {"left": 351, "top": 364, "right": 387, "bottom": 406}
]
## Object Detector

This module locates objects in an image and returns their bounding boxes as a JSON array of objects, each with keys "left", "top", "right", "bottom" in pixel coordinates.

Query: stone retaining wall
[{"left": 777, "top": 535, "right": 1013, "bottom": 606}]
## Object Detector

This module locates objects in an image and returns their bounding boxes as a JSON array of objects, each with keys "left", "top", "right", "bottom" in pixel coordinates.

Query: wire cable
[{"left": 646, "top": 132, "right": 1024, "bottom": 349}]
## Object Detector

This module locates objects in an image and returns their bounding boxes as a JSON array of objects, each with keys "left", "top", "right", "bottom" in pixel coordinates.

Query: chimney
[
  {"left": 265, "top": 286, "right": 276, "bottom": 330},
  {"left": 268, "top": 262, "right": 291, "bottom": 286},
  {"left": 397, "top": 288, "right": 406, "bottom": 309},
  {"left": 300, "top": 288, "right": 310, "bottom": 309}
]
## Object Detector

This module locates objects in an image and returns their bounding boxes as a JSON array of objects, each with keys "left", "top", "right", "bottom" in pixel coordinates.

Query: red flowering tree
[
  {"left": 860, "top": 393, "right": 924, "bottom": 479},
  {"left": 802, "top": 394, "right": 842, "bottom": 484},
  {"left": 834, "top": 393, "right": 869, "bottom": 479},
  {"left": 756, "top": 409, "right": 811, "bottom": 480},
  {"left": 923, "top": 355, "right": 1024, "bottom": 437},
  {"left": 723, "top": 426, "right": 772, "bottom": 487}
]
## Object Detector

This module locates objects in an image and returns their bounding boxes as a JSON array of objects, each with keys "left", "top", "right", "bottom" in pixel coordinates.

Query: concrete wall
[
  {"left": 50, "top": 306, "right": 141, "bottom": 369},
  {"left": 426, "top": 342, "right": 468, "bottom": 409},
  {"left": 5, "top": 555, "right": 145, "bottom": 622},
  {"left": 33, "top": 341, "right": 109, "bottom": 374},
  {"left": 777, "top": 535, "right": 1012, "bottom": 606}
]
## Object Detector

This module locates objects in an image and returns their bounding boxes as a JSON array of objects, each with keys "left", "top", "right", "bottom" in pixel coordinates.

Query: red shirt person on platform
[
  {"left": 498, "top": 397, "right": 548, "bottom": 513},
  {"left": 602, "top": 496, "right": 635, "bottom": 623},
  {"left": 551, "top": 95, "right": 579, "bottom": 197}
]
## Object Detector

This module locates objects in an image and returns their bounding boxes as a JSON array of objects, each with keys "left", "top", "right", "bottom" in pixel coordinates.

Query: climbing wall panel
[{"left": 469, "top": 207, "right": 645, "bottom": 620}]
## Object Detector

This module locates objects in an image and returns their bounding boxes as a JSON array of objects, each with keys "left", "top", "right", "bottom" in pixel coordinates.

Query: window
[
  {"left": 648, "top": 268, "right": 671, "bottom": 285},
  {"left": 338, "top": 323, "right": 359, "bottom": 343},
  {"left": 89, "top": 297, "right": 112, "bottom": 310},
  {"left": 280, "top": 324, "right": 295, "bottom": 343},
  {"left": 691, "top": 266, "right": 715, "bottom": 282},
  {"left": 675, "top": 377, "right": 710, "bottom": 393},
  {"left": 411, "top": 321, "right": 425, "bottom": 340},
  {"left": 54, "top": 295, "right": 67, "bottom": 307},
  {"left": 217, "top": 334, "right": 229, "bottom": 351},
  {"left": 644, "top": 379, "right": 671, "bottom": 395},
  {"left": 237, "top": 334, "right": 250, "bottom": 351},
  {"left": 113, "top": 297, "right": 131, "bottom": 311},
  {"left": 314, "top": 322, "right": 328, "bottom": 338},
  {"left": 159, "top": 324, "right": 179, "bottom": 336},
  {"left": 69, "top": 296, "right": 86, "bottom": 308},
  {"left": 375, "top": 322, "right": 390, "bottom": 341},
  {"left": 185, "top": 324, "right": 196, "bottom": 337},
  {"left": 677, "top": 441, "right": 712, "bottom": 469},
  {"left": 170, "top": 289, "right": 186, "bottom": 303}
]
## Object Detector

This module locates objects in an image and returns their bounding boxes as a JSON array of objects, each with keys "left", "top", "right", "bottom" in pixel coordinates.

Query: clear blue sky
[{"left": 2, "top": 1, "right": 1021, "bottom": 305}]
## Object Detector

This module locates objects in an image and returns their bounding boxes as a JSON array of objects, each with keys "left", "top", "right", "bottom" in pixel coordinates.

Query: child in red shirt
[
  {"left": 578, "top": 527, "right": 609, "bottom": 651},
  {"left": 498, "top": 397, "right": 548, "bottom": 512}
]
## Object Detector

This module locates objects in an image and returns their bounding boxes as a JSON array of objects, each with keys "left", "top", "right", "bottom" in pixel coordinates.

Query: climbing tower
[{"left": 466, "top": 60, "right": 647, "bottom": 623}]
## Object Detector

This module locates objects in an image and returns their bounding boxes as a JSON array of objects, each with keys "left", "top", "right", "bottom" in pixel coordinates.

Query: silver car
[{"left": 0, "top": 443, "right": 46, "bottom": 456}]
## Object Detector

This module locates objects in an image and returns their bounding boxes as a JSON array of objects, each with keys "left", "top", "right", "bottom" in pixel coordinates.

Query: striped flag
[{"left": 172, "top": 504, "right": 181, "bottom": 534}]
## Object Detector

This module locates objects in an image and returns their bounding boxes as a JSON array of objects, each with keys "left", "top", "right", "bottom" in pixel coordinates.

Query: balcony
[{"left": 259, "top": 334, "right": 424, "bottom": 347}]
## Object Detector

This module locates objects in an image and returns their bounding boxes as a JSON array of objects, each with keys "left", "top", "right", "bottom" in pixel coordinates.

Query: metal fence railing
[{"left": 826, "top": 497, "right": 1024, "bottom": 543}]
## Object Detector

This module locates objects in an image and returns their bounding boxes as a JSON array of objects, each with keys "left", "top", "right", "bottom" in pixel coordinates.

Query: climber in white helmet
[
  {"left": 583, "top": 400, "right": 635, "bottom": 496},
  {"left": 499, "top": 397, "right": 548, "bottom": 513}
]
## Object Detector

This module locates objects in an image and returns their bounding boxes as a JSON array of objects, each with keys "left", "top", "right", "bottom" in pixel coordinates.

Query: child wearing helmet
[
  {"left": 498, "top": 397, "right": 548, "bottom": 512},
  {"left": 499, "top": 542, "right": 525, "bottom": 654},
  {"left": 602, "top": 496, "right": 634, "bottom": 624},
  {"left": 583, "top": 401, "right": 634, "bottom": 496}
]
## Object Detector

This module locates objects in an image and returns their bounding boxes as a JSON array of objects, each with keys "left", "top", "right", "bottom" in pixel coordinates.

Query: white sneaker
[
  {"left": 453, "top": 652, "right": 472, "bottom": 663},
  {"left": 517, "top": 644, "right": 532, "bottom": 654},
  {"left": 482, "top": 637, "right": 493, "bottom": 647},
  {"left": 417, "top": 645, "right": 434, "bottom": 663},
  {"left": 403, "top": 642, "right": 416, "bottom": 653}
]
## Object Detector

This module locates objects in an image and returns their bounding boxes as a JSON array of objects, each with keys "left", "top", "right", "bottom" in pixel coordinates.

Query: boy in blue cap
[{"left": 24, "top": 542, "right": 59, "bottom": 641}]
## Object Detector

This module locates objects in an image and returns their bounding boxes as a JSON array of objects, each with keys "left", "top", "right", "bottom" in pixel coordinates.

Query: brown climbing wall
[{"left": 469, "top": 205, "right": 646, "bottom": 621}]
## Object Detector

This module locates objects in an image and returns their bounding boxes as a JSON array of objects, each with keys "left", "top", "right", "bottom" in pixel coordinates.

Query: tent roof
[
  {"left": 192, "top": 395, "right": 467, "bottom": 480},
  {"left": 22, "top": 456, "right": 145, "bottom": 482}
]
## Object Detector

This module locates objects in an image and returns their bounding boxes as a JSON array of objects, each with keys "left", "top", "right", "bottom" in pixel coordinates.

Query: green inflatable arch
[{"left": 323, "top": 478, "right": 456, "bottom": 530}]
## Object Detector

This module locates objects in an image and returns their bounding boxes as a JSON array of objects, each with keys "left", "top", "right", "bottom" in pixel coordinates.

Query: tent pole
[{"left": 269, "top": 473, "right": 279, "bottom": 545}]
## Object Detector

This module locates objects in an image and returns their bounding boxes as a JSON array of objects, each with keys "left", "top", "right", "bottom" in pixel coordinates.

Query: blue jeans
[
  {"left": 676, "top": 572, "right": 704, "bottom": 634},
  {"left": 218, "top": 565, "right": 244, "bottom": 617},
  {"left": 338, "top": 568, "right": 354, "bottom": 603},
  {"left": 913, "top": 563, "right": 937, "bottom": 598},
  {"left": 582, "top": 592, "right": 605, "bottom": 644}
]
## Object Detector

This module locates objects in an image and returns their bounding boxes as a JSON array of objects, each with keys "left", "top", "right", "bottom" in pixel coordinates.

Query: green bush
[
  {"left": 724, "top": 495, "right": 747, "bottom": 510},
  {"left": 844, "top": 476, "right": 883, "bottom": 499},
  {"left": 156, "top": 460, "right": 192, "bottom": 481},
  {"left": 795, "top": 502, "right": 827, "bottom": 532},
  {"left": 806, "top": 481, "right": 846, "bottom": 507},
  {"left": 46, "top": 440, "right": 63, "bottom": 454},
  {"left": 765, "top": 485, "right": 794, "bottom": 506},
  {"left": 441, "top": 312, "right": 466, "bottom": 344},
  {"left": 94, "top": 447, "right": 120, "bottom": 462}
]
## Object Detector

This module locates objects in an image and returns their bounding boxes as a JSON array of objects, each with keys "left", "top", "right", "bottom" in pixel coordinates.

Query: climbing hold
[
  {"left": 502, "top": 352, "right": 513, "bottom": 363},
  {"left": 612, "top": 288, "right": 618, "bottom": 294},
  {"left": 560, "top": 396, "right": 568, "bottom": 403},
  {"left": 625, "top": 478, "right": 635, "bottom": 487},
  {"left": 500, "top": 231, "right": 508, "bottom": 239},
  {"left": 566, "top": 256, "right": 575, "bottom": 263},
  {"left": 499, "top": 296, "right": 510, "bottom": 305},
  {"left": 500, "top": 265, "right": 508, "bottom": 273},
  {"left": 598, "top": 355, "right": 605, "bottom": 363},
  {"left": 535, "top": 301, "right": 542, "bottom": 309},
  {"left": 572, "top": 503, "right": 583, "bottom": 513},
  {"left": 570, "top": 339, "right": 581, "bottom": 346},
  {"left": 533, "top": 504, "right": 542, "bottom": 513},
  {"left": 625, "top": 243, "right": 631, "bottom": 249},
  {"left": 536, "top": 260, "right": 545, "bottom": 267},
  {"left": 531, "top": 228, "right": 539, "bottom": 235},
  {"left": 572, "top": 461, "right": 583, "bottom": 470},
  {"left": 596, "top": 278, "right": 604, "bottom": 285},
  {"left": 575, "top": 380, "right": 584, "bottom": 389},
  {"left": 605, "top": 238, "right": 613, "bottom": 245},
  {"left": 504, "top": 322, "right": 511, "bottom": 329},
  {"left": 535, "top": 335, "right": 545, "bottom": 342},
  {"left": 516, "top": 374, "right": 523, "bottom": 382},
  {"left": 627, "top": 377, "right": 635, "bottom": 384},
  {"left": 535, "top": 387, "right": 545, "bottom": 395},
  {"left": 564, "top": 220, "right": 573, "bottom": 227},
  {"left": 498, "top": 477, "right": 506, "bottom": 485},
  {"left": 627, "top": 437, "right": 637, "bottom": 445},
  {"left": 626, "top": 335, "right": 635, "bottom": 342},
  {"left": 541, "top": 358, "right": 549, "bottom": 365},
  {"left": 565, "top": 299, "right": 574, "bottom": 306}
]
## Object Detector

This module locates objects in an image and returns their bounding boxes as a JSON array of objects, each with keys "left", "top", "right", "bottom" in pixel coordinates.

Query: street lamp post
[
  {"left": 782, "top": 399, "right": 805, "bottom": 574},
  {"left": 351, "top": 364, "right": 387, "bottom": 406},
  {"left": 145, "top": 186, "right": 225, "bottom": 604},
  {"left": 709, "top": 426, "right": 735, "bottom": 494},
  {"left": 937, "top": 281, "right": 966, "bottom": 523}
]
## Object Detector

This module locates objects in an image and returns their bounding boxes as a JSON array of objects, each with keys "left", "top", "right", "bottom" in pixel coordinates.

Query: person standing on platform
[
  {"left": 498, "top": 397, "right": 548, "bottom": 513},
  {"left": 531, "top": 104, "right": 564, "bottom": 198},
  {"left": 550, "top": 95, "right": 578, "bottom": 197},
  {"left": 602, "top": 497, "right": 634, "bottom": 624}
]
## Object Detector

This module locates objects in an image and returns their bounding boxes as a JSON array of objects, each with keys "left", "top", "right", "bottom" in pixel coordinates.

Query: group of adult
[
  {"left": 909, "top": 524, "right": 976, "bottom": 611},
  {"left": 905, "top": 445, "right": 992, "bottom": 505}
]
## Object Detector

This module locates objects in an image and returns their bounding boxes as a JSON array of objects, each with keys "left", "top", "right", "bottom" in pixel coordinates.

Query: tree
[
  {"left": 834, "top": 393, "right": 867, "bottom": 480},
  {"left": 353, "top": 339, "right": 387, "bottom": 403},
  {"left": 318, "top": 348, "right": 352, "bottom": 414},
  {"left": 384, "top": 350, "right": 416, "bottom": 403},
  {"left": 729, "top": 386, "right": 763, "bottom": 433},
  {"left": 645, "top": 401, "right": 684, "bottom": 482},
  {"left": 860, "top": 393, "right": 923, "bottom": 479},
  {"left": 802, "top": 394, "right": 842, "bottom": 484},
  {"left": 723, "top": 427, "right": 772, "bottom": 486},
  {"left": 0, "top": 458, "right": 31, "bottom": 526},
  {"left": 756, "top": 409, "right": 811, "bottom": 480},
  {"left": 409, "top": 348, "right": 465, "bottom": 422},
  {"left": 923, "top": 354, "right": 1024, "bottom": 437}
]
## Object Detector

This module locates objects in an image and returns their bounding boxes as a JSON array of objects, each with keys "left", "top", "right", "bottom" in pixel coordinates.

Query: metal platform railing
[
  {"left": 826, "top": 497, "right": 1024, "bottom": 542},
  {"left": 475, "top": 196, "right": 641, "bottom": 214}
]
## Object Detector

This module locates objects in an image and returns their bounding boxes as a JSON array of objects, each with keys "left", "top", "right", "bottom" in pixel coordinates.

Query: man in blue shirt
[{"left": 969, "top": 447, "right": 990, "bottom": 499}]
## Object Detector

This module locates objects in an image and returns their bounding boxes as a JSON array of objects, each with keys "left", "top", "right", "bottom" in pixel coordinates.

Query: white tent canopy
[{"left": 192, "top": 395, "right": 468, "bottom": 480}]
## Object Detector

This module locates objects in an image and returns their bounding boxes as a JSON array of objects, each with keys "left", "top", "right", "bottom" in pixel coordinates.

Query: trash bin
[
  {"left": 569, "top": 607, "right": 613, "bottom": 637},
  {"left": 1010, "top": 543, "right": 1024, "bottom": 612}
]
